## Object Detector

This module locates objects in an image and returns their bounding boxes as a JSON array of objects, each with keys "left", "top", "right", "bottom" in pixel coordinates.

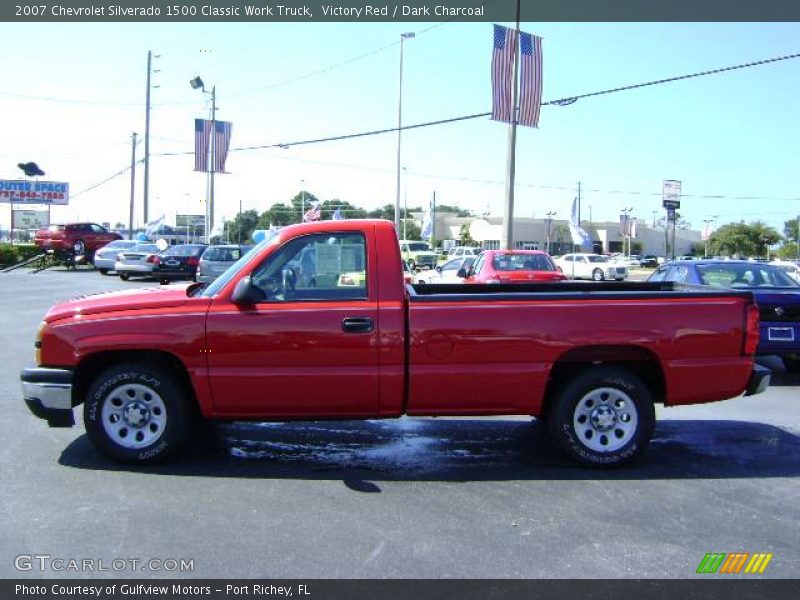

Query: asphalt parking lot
[{"left": 1, "top": 266, "right": 798, "bottom": 579}]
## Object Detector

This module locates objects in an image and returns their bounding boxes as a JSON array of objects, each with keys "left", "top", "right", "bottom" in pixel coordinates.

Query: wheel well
[
  {"left": 72, "top": 350, "right": 195, "bottom": 408},
  {"left": 542, "top": 345, "right": 666, "bottom": 416}
]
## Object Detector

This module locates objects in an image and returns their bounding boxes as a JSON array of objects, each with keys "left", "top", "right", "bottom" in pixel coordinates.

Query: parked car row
[{"left": 86, "top": 238, "right": 252, "bottom": 285}]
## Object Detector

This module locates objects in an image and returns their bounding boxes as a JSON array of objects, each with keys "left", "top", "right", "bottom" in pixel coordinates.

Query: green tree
[
  {"left": 436, "top": 204, "right": 472, "bottom": 217},
  {"left": 706, "top": 221, "right": 781, "bottom": 258},
  {"left": 777, "top": 241, "right": 799, "bottom": 260},
  {"left": 318, "top": 199, "right": 367, "bottom": 220},
  {"left": 784, "top": 218, "right": 800, "bottom": 244},
  {"left": 459, "top": 223, "right": 476, "bottom": 246},
  {"left": 258, "top": 203, "right": 296, "bottom": 227},
  {"left": 224, "top": 209, "right": 259, "bottom": 243}
]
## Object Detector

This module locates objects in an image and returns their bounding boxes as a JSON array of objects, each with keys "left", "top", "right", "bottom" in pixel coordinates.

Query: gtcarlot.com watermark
[{"left": 15, "top": 553, "right": 194, "bottom": 573}]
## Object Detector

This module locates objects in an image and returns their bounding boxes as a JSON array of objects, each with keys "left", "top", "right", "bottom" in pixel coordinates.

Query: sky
[{"left": 1, "top": 19, "right": 800, "bottom": 238}]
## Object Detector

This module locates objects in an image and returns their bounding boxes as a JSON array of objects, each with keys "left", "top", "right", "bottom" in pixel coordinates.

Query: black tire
[
  {"left": 160, "top": 278, "right": 170, "bottom": 285},
  {"left": 782, "top": 356, "right": 800, "bottom": 372},
  {"left": 592, "top": 268, "right": 605, "bottom": 281},
  {"left": 98, "top": 269, "right": 109, "bottom": 276},
  {"left": 547, "top": 366, "right": 655, "bottom": 467},
  {"left": 73, "top": 239, "right": 85, "bottom": 255},
  {"left": 83, "top": 362, "right": 192, "bottom": 464},
  {"left": 119, "top": 272, "right": 130, "bottom": 281}
]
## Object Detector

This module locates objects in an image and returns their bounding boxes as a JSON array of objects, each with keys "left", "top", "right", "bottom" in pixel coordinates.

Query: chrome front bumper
[{"left": 20, "top": 368, "right": 75, "bottom": 427}]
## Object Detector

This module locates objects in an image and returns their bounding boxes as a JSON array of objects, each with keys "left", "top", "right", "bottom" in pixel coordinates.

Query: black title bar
[{"left": 5, "top": 0, "right": 800, "bottom": 22}]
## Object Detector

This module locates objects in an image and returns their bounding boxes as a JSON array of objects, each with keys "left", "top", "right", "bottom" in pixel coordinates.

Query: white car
[
  {"left": 413, "top": 257, "right": 475, "bottom": 284},
  {"left": 555, "top": 253, "right": 628, "bottom": 281},
  {"left": 771, "top": 260, "right": 800, "bottom": 283}
]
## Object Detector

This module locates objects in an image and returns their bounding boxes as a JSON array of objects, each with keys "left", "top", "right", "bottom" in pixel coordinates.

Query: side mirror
[
  {"left": 457, "top": 267, "right": 468, "bottom": 278},
  {"left": 231, "top": 276, "right": 264, "bottom": 304}
]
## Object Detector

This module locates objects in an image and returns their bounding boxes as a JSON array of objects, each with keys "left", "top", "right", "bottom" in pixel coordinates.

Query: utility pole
[
  {"left": 143, "top": 50, "right": 159, "bottom": 226},
  {"left": 129, "top": 133, "right": 137, "bottom": 240},
  {"left": 500, "top": 0, "right": 521, "bottom": 251},
  {"left": 209, "top": 85, "right": 216, "bottom": 241},
  {"left": 577, "top": 181, "right": 582, "bottom": 224}
]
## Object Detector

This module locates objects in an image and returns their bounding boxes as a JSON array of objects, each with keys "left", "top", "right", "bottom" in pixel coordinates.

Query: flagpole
[{"left": 500, "top": 0, "right": 521, "bottom": 251}]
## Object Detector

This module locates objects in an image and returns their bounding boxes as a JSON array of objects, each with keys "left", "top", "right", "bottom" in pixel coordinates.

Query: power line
[
  {"left": 84, "top": 50, "right": 800, "bottom": 200},
  {"left": 152, "top": 50, "right": 800, "bottom": 157},
  {"left": 70, "top": 165, "right": 133, "bottom": 200}
]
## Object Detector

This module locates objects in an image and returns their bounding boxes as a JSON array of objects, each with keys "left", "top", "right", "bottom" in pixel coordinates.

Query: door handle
[{"left": 341, "top": 317, "right": 374, "bottom": 333}]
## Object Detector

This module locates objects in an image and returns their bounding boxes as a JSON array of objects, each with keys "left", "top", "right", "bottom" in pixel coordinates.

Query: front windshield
[
  {"left": 200, "top": 237, "right": 279, "bottom": 297},
  {"left": 406, "top": 243, "right": 430, "bottom": 252}
]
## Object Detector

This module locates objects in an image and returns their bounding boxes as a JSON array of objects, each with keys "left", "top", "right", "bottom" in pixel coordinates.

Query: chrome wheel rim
[
  {"left": 101, "top": 383, "right": 167, "bottom": 449},
  {"left": 573, "top": 387, "right": 638, "bottom": 453}
]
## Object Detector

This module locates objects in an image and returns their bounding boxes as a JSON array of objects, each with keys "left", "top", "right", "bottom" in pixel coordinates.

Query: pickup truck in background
[{"left": 22, "top": 220, "right": 769, "bottom": 467}]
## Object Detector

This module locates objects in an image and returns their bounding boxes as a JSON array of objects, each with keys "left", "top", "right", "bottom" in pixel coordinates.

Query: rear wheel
[
  {"left": 84, "top": 363, "right": 192, "bottom": 464},
  {"left": 160, "top": 278, "right": 170, "bottom": 285},
  {"left": 548, "top": 366, "right": 655, "bottom": 467},
  {"left": 73, "top": 239, "right": 86, "bottom": 255},
  {"left": 592, "top": 268, "right": 605, "bottom": 281},
  {"left": 119, "top": 272, "right": 130, "bottom": 281}
]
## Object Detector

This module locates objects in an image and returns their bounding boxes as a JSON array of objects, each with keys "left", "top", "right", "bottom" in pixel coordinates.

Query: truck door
[{"left": 205, "top": 231, "right": 380, "bottom": 418}]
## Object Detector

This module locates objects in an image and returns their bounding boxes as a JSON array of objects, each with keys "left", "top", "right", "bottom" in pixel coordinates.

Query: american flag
[
  {"left": 213, "top": 121, "right": 233, "bottom": 173},
  {"left": 519, "top": 32, "right": 543, "bottom": 128},
  {"left": 303, "top": 203, "right": 321, "bottom": 222},
  {"left": 491, "top": 24, "right": 516, "bottom": 123},
  {"left": 194, "top": 119, "right": 212, "bottom": 172},
  {"left": 331, "top": 208, "right": 344, "bottom": 220}
]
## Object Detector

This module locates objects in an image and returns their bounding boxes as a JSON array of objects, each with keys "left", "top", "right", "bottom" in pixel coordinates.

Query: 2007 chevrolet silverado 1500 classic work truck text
[{"left": 21, "top": 220, "right": 770, "bottom": 467}]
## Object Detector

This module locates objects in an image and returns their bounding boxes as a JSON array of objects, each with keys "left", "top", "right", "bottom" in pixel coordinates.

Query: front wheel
[
  {"left": 73, "top": 239, "right": 86, "bottom": 255},
  {"left": 84, "top": 363, "right": 192, "bottom": 464},
  {"left": 592, "top": 268, "right": 605, "bottom": 281},
  {"left": 119, "top": 272, "right": 130, "bottom": 281},
  {"left": 547, "top": 366, "right": 655, "bottom": 467},
  {"left": 98, "top": 269, "right": 109, "bottom": 276}
]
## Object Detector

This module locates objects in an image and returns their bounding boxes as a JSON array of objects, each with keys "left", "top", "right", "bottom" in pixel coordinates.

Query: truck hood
[{"left": 44, "top": 286, "right": 193, "bottom": 323}]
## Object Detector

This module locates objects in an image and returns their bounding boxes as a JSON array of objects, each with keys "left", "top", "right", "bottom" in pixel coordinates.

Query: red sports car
[{"left": 462, "top": 250, "right": 566, "bottom": 284}]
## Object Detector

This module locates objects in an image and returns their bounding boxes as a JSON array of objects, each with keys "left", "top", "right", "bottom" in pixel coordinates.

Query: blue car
[{"left": 648, "top": 260, "right": 800, "bottom": 371}]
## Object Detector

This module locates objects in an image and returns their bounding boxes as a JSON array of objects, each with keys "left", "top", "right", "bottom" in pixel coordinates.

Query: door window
[{"left": 250, "top": 233, "right": 368, "bottom": 302}]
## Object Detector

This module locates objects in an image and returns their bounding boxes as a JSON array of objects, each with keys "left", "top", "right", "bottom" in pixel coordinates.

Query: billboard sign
[
  {"left": 176, "top": 214, "right": 205, "bottom": 228},
  {"left": 662, "top": 179, "right": 681, "bottom": 209},
  {"left": 0, "top": 180, "right": 69, "bottom": 205},
  {"left": 13, "top": 210, "right": 49, "bottom": 229}
]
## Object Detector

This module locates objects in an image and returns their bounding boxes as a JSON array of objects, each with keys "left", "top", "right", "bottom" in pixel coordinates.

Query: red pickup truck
[{"left": 21, "top": 220, "right": 769, "bottom": 467}]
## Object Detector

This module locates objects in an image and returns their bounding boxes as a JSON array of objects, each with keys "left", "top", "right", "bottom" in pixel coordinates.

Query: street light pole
[
  {"left": 402, "top": 166, "right": 408, "bottom": 240},
  {"left": 190, "top": 76, "right": 217, "bottom": 243},
  {"left": 545, "top": 211, "right": 556, "bottom": 254},
  {"left": 129, "top": 132, "right": 137, "bottom": 240},
  {"left": 621, "top": 207, "right": 633, "bottom": 257},
  {"left": 395, "top": 32, "right": 415, "bottom": 236}
]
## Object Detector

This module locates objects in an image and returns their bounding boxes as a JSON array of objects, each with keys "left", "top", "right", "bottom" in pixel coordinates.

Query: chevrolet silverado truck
[{"left": 21, "top": 220, "right": 769, "bottom": 467}]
